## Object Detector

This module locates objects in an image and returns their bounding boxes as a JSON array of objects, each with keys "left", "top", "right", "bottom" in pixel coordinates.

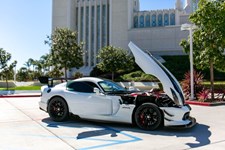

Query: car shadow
[{"left": 42, "top": 117, "right": 211, "bottom": 149}]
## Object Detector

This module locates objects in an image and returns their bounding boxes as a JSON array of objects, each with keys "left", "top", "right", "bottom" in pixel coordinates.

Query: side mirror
[{"left": 93, "top": 88, "right": 100, "bottom": 95}]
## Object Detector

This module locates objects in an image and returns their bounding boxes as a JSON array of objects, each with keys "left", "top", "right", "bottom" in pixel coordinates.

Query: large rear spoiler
[
  {"left": 38, "top": 76, "right": 54, "bottom": 87},
  {"left": 38, "top": 76, "right": 75, "bottom": 87}
]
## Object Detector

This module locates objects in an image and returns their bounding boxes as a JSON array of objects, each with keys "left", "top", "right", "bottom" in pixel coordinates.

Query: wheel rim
[
  {"left": 50, "top": 100, "right": 65, "bottom": 118},
  {"left": 137, "top": 107, "right": 159, "bottom": 129}
]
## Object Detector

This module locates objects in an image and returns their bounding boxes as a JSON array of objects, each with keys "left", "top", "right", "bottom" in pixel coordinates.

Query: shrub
[
  {"left": 121, "top": 71, "right": 157, "bottom": 82},
  {"left": 181, "top": 70, "right": 204, "bottom": 100},
  {"left": 197, "top": 89, "right": 210, "bottom": 102},
  {"left": 74, "top": 72, "right": 83, "bottom": 79},
  {"left": 90, "top": 66, "right": 106, "bottom": 77},
  {"left": 162, "top": 55, "right": 190, "bottom": 80}
]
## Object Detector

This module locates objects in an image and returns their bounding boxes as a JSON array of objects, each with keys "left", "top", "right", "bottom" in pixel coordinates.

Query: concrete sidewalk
[
  {"left": 1, "top": 97, "right": 225, "bottom": 150},
  {"left": 0, "top": 90, "right": 41, "bottom": 98}
]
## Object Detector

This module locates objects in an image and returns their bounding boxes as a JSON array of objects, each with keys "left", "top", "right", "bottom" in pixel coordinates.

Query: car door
[{"left": 64, "top": 81, "right": 113, "bottom": 116}]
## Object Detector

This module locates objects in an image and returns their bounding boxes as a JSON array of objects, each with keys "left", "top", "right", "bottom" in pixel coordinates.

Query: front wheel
[
  {"left": 135, "top": 103, "right": 162, "bottom": 130},
  {"left": 48, "top": 97, "right": 69, "bottom": 122}
]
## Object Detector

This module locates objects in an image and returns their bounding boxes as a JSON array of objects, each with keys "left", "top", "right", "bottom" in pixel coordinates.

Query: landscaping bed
[{"left": 186, "top": 100, "right": 225, "bottom": 106}]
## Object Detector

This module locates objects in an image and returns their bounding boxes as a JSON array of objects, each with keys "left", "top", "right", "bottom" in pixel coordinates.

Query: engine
[{"left": 120, "top": 90, "right": 177, "bottom": 107}]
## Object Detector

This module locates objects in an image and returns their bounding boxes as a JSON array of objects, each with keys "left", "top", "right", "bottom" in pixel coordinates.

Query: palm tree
[
  {"left": 24, "top": 58, "right": 34, "bottom": 71},
  {"left": 40, "top": 54, "right": 51, "bottom": 75},
  {"left": 23, "top": 61, "right": 31, "bottom": 70}
]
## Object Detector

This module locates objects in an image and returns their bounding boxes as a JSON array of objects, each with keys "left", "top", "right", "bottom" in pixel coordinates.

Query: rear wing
[
  {"left": 38, "top": 76, "right": 75, "bottom": 87},
  {"left": 38, "top": 76, "right": 54, "bottom": 87}
]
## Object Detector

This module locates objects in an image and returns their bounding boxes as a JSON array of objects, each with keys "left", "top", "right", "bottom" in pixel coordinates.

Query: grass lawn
[
  {"left": 202, "top": 81, "right": 225, "bottom": 90},
  {"left": 203, "top": 81, "right": 225, "bottom": 85}
]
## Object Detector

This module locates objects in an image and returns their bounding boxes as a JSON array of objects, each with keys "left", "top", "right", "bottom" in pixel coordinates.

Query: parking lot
[{"left": 0, "top": 97, "right": 225, "bottom": 150}]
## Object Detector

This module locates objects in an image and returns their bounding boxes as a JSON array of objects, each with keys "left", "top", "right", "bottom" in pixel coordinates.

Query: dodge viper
[{"left": 39, "top": 42, "right": 196, "bottom": 130}]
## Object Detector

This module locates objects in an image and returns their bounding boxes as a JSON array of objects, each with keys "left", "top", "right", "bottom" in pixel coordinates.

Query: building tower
[
  {"left": 184, "top": 0, "right": 199, "bottom": 13},
  {"left": 175, "top": 0, "right": 183, "bottom": 11}
]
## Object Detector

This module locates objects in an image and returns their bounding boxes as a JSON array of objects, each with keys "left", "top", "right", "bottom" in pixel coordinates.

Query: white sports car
[{"left": 39, "top": 42, "right": 196, "bottom": 130}]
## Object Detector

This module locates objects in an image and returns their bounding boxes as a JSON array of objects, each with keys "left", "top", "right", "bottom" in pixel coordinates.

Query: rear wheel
[
  {"left": 48, "top": 97, "right": 69, "bottom": 122},
  {"left": 135, "top": 103, "right": 162, "bottom": 130}
]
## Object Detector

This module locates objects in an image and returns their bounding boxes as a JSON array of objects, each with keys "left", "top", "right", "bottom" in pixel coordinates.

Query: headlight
[
  {"left": 170, "top": 88, "right": 182, "bottom": 106},
  {"left": 183, "top": 112, "right": 190, "bottom": 120}
]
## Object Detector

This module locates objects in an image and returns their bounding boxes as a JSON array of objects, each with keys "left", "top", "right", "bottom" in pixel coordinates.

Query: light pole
[
  {"left": 14, "top": 65, "right": 16, "bottom": 82},
  {"left": 181, "top": 23, "right": 197, "bottom": 100}
]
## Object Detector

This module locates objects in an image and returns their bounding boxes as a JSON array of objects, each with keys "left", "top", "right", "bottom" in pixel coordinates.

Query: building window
[
  {"left": 152, "top": 14, "right": 156, "bottom": 27},
  {"left": 85, "top": 6, "right": 89, "bottom": 66},
  {"left": 97, "top": 6, "right": 101, "bottom": 52},
  {"left": 91, "top": 6, "right": 95, "bottom": 66},
  {"left": 139, "top": 15, "right": 144, "bottom": 28},
  {"left": 164, "top": 14, "right": 169, "bottom": 26},
  {"left": 134, "top": 16, "right": 138, "bottom": 28},
  {"left": 80, "top": 7, "right": 84, "bottom": 40},
  {"left": 145, "top": 15, "right": 150, "bottom": 27},
  {"left": 102, "top": 5, "right": 106, "bottom": 47},
  {"left": 170, "top": 13, "right": 175, "bottom": 25},
  {"left": 158, "top": 14, "right": 162, "bottom": 26},
  {"left": 76, "top": 8, "right": 78, "bottom": 30},
  {"left": 85, "top": 6, "right": 89, "bottom": 50}
]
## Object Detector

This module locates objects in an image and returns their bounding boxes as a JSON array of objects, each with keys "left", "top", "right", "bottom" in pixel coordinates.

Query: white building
[{"left": 52, "top": 0, "right": 199, "bottom": 76}]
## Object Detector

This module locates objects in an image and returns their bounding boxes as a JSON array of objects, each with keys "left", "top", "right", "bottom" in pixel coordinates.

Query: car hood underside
[{"left": 128, "top": 42, "right": 185, "bottom": 106}]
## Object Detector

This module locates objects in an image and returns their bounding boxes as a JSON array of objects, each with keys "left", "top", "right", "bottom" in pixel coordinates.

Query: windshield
[{"left": 98, "top": 80, "right": 126, "bottom": 92}]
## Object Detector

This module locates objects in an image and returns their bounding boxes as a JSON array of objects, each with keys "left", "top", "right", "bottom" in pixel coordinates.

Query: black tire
[
  {"left": 48, "top": 97, "right": 69, "bottom": 122},
  {"left": 135, "top": 103, "right": 162, "bottom": 130}
]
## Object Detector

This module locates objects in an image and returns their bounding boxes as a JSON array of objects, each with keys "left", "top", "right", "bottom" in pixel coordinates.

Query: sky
[{"left": 0, "top": 0, "right": 179, "bottom": 70}]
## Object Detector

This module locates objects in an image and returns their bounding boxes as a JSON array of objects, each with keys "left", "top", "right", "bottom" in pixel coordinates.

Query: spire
[
  {"left": 185, "top": 0, "right": 191, "bottom": 8},
  {"left": 184, "top": 0, "right": 193, "bottom": 14},
  {"left": 175, "top": 0, "right": 183, "bottom": 11}
]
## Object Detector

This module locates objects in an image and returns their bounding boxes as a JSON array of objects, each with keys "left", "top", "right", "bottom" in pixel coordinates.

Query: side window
[
  {"left": 84, "top": 81, "right": 99, "bottom": 88},
  {"left": 67, "top": 82, "right": 94, "bottom": 93}
]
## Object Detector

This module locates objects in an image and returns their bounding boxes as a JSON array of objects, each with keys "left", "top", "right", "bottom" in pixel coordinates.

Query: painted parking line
[
  {"left": 16, "top": 126, "right": 141, "bottom": 150},
  {"left": 77, "top": 125, "right": 142, "bottom": 150},
  {"left": 17, "top": 121, "right": 142, "bottom": 150}
]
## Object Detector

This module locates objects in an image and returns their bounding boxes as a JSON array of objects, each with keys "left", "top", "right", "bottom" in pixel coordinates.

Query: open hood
[{"left": 128, "top": 42, "right": 185, "bottom": 106}]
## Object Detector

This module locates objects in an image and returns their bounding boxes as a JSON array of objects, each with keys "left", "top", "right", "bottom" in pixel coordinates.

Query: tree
[
  {"left": 0, "top": 48, "right": 17, "bottom": 89},
  {"left": 17, "top": 67, "right": 29, "bottom": 81},
  {"left": 39, "top": 54, "right": 51, "bottom": 74},
  {"left": 46, "top": 65, "right": 63, "bottom": 78},
  {"left": 21, "top": 55, "right": 51, "bottom": 80},
  {"left": 180, "top": 0, "right": 225, "bottom": 100},
  {"left": 45, "top": 28, "right": 84, "bottom": 80},
  {"left": 97, "top": 46, "right": 134, "bottom": 80},
  {"left": 24, "top": 58, "right": 33, "bottom": 71}
]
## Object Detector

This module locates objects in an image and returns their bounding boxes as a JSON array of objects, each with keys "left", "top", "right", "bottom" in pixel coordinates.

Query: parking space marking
[
  {"left": 18, "top": 121, "right": 142, "bottom": 150},
  {"left": 77, "top": 125, "right": 142, "bottom": 150},
  {"left": 13, "top": 122, "right": 142, "bottom": 150}
]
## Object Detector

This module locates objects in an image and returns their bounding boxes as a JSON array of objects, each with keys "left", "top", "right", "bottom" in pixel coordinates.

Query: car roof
[{"left": 74, "top": 77, "right": 104, "bottom": 83}]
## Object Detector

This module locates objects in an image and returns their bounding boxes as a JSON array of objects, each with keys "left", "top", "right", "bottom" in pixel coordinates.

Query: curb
[
  {"left": 186, "top": 100, "right": 225, "bottom": 106},
  {"left": 0, "top": 95, "right": 41, "bottom": 98}
]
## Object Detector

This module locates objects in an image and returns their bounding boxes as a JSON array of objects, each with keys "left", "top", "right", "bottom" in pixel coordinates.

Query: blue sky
[{"left": 0, "top": 0, "right": 178, "bottom": 69}]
